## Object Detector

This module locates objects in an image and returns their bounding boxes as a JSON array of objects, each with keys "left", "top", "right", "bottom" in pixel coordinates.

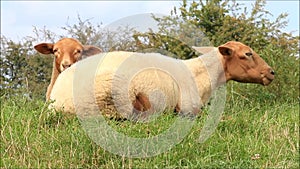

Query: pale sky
[{"left": 1, "top": 1, "right": 299, "bottom": 41}]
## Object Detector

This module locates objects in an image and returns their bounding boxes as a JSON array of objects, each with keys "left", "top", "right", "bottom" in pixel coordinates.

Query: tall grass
[{"left": 1, "top": 93, "right": 298, "bottom": 168}]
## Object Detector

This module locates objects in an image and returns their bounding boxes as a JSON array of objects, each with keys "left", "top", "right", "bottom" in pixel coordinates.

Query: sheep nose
[
  {"left": 270, "top": 69, "right": 275, "bottom": 75},
  {"left": 62, "top": 63, "right": 72, "bottom": 68}
]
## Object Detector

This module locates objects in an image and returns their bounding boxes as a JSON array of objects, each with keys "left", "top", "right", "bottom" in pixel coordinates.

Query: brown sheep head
[
  {"left": 218, "top": 41, "right": 275, "bottom": 86},
  {"left": 34, "top": 38, "right": 102, "bottom": 72}
]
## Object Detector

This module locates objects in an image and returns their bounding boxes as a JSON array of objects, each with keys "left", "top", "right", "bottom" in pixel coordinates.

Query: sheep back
[{"left": 50, "top": 51, "right": 201, "bottom": 119}]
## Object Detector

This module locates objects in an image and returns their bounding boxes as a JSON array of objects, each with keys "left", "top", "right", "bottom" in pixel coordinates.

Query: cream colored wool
[{"left": 49, "top": 49, "right": 221, "bottom": 118}]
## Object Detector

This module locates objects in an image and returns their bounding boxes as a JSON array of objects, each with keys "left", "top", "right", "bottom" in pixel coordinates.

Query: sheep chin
[
  {"left": 60, "top": 65, "right": 70, "bottom": 72},
  {"left": 262, "top": 77, "right": 272, "bottom": 86}
]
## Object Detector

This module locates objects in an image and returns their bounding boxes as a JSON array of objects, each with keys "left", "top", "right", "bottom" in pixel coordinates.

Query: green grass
[{"left": 1, "top": 95, "right": 299, "bottom": 168}]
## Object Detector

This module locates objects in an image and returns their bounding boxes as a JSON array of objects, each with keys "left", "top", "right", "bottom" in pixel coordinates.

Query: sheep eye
[{"left": 245, "top": 52, "right": 253, "bottom": 57}]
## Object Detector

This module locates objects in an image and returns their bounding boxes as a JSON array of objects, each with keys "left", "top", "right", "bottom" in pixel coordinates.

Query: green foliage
[
  {"left": 256, "top": 43, "right": 299, "bottom": 102},
  {"left": 133, "top": 32, "right": 199, "bottom": 59},
  {"left": 132, "top": 13, "right": 212, "bottom": 59},
  {"left": 1, "top": 37, "right": 27, "bottom": 95},
  {"left": 0, "top": 36, "right": 52, "bottom": 99},
  {"left": 170, "top": 0, "right": 299, "bottom": 50},
  {"left": 179, "top": 0, "right": 228, "bottom": 44}
]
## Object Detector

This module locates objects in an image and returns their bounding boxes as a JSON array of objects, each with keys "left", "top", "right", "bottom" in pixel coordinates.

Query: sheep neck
[{"left": 183, "top": 49, "right": 226, "bottom": 104}]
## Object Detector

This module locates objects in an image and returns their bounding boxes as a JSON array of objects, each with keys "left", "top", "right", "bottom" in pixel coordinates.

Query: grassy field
[{"left": 1, "top": 92, "right": 299, "bottom": 168}]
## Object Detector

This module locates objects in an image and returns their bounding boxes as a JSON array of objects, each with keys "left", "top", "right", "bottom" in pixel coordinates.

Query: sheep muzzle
[
  {"left": 60, "top": 61, "right": 73, "bottom": 72},
  {"left": 261, "top": 67, "right": 275, "bottom": 86}
]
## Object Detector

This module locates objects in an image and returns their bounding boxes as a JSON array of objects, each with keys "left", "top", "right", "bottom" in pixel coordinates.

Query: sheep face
[
  {"left": 34, "top": 38, "right": 102, "bottom": 72},
  {"left": 219, "top": 41, "right": 275, "bottom": 86}
]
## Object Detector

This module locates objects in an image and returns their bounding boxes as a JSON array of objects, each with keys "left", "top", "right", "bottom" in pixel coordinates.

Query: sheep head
[
  {"left": 218, "top": 41, "right": 275, "bottom": 86},
  {"left": 34, "top": 38, "right": 102, "bottom": 72}
]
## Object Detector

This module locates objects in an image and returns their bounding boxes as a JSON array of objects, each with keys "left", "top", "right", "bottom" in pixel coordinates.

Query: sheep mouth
[
  {"left": 60, "top": 64, "right": 73, "bottom": 72},
  {"left": 262, "top": 75, "right": 274, "bottom": 86}
]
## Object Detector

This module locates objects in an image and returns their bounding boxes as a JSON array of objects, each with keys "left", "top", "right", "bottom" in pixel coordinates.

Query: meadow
[{"left": 1, "top": 83, "right": 299, "bottom": 168}]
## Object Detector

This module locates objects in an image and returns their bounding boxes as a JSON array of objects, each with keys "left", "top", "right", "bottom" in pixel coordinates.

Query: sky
[{"left": 1, "top": 1, "right": 299, "bottom": 42}]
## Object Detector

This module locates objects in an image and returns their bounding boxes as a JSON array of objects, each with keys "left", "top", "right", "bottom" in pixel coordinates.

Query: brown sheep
[{"left": 34, "top": 38, "right": 102, "bottom": 100}]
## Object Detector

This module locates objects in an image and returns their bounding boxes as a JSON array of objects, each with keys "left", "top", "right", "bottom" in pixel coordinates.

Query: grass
[{"left": 1, "top": 94, "right": 299, "bottom": 168}]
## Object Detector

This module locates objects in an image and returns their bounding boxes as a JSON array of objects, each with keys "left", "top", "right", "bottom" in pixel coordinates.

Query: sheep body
[{"left": 50, "top": 51, "right": 212, "bottom": 118}]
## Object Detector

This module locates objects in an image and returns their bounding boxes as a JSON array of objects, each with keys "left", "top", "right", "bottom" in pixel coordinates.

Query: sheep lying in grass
[
  {"left": 49, "top": 41, "right": 275, "bottom": 119},
  {"left": 34, "top": 38, "right": 102, "bottom": 100}
]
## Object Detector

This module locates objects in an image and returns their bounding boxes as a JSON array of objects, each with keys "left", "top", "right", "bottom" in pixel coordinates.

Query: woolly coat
[{"left": 49, "top": 49, "right": 223, "bottom": 118}]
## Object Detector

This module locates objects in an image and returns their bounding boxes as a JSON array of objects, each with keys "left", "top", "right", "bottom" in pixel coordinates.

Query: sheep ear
[
  {"left": 82, "top": 45, "right": 102, "bottom": 56},
  {"left": 192, "top": 46, "right": 215, "bottom": 54},
  {"left": 34, "top": 43, "right": 54, "bottom": 54},
  {"left": 218, "top": 46, "right": 233, "bottom": 57}
]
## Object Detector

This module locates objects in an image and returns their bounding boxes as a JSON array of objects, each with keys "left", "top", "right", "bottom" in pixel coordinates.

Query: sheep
[
  {"left": 49, "top": 41, "right": 275, "bottom": 119},
  {"left": 34, "top": 38, "right": 102, "bottom": 100}
]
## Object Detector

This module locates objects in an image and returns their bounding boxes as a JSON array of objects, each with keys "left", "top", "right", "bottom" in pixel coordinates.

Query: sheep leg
[
  {"left": 131, "top": 92, "right": 152, "bottom": 120},
  {"left": 132, "top": 92, "right": 151, "bottom": 112},
  {"left": 46, "top": 60, "right": 60, "bottom": 101},
  {"left": 174, "top": 104, "right": 180, "bottom": 113}
]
